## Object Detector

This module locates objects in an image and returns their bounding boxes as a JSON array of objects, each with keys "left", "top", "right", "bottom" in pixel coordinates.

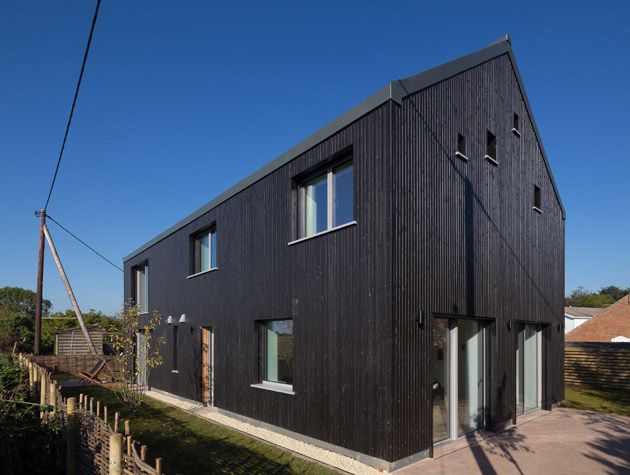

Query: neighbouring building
[
  {"left": 54, "top": 325, "right": 106, "bottom": 355},
  {"left": 566, "top": 295, "right": 630, "bottom": 343},
  {"left": 124, "top": 36, "right": 565, "bottom": 471},
  {"left": 564, "top": 306, "right": 604, "bottom": 334}
]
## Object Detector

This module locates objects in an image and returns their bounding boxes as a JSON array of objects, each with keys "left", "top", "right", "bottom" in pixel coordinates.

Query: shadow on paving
[
  {"left": 559, "top": 410, "right": 630, "bottom": 475},
  {"left": 61, "top": 385, "right": 335, "bottom": 475},
  {"left": 464, "top": 426, "right": 532, "bottom": 475}
]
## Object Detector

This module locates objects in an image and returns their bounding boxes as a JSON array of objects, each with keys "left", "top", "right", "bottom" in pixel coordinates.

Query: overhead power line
[
  {"left": 46, "top": 214, "right": 123, "bottom": 272},
  {"left": 43, "top": 0, "right": 102, "bottom": 211}
]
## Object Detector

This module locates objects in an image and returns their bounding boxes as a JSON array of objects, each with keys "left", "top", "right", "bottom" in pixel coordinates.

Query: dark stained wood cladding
[
  {"left": 124, "top": 52, "right": 564, "bottom": 464},
  {"left": 124, "top": 103, "right": 395, "bottom": 460},
  {"left": 391, "top": 53, "right": 564, "bottom": 460}
]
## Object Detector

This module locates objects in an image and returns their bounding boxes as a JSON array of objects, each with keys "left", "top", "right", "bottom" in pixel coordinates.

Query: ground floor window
[
  {"left": 432, "top": 317, "right": 486, "bottom": 443},
  {"left": 261, "top": 319, "right": 294, "bottom": 388}
]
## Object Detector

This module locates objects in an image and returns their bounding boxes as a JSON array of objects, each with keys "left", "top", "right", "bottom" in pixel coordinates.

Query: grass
[
  {"left": 562, "top": 385, "right": 630, "bottom": 416},
  {"left": 61, "top": 385, "right": 338, "bottom": 475}
]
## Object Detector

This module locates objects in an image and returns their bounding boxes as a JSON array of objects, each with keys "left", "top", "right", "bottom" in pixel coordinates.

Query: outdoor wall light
[
  {"left": 166, "top": 316, "right": 173, "bottom": 324},
  {"left": 179, "top": 314, "right": 187, "bottom": 323}
]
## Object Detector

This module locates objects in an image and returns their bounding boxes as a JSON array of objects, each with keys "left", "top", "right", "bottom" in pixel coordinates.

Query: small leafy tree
[{"left": 109, "top": 302, "right": 165, "bottom": 411}]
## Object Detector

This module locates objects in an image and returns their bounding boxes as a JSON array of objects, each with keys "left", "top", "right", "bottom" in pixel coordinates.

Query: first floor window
[
  {"left": 193, "top": 227, "right": 217, "bottom": 273},
  {"left": 298, "top": 160, "right": 354, "bottom": 238},
  {"left": 262, "top": 319, "right": 293, "bottom": 386},
  {"left": 134, "top": 264, "right": 148, "bottom": 314},
  {"left": 533, "top": 185, "right": 542, "bottom": 211}
]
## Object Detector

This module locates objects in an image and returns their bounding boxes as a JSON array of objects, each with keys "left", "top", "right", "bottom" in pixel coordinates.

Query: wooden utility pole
[
  {"left": 42, "top": 223, "right": 99, "bottom": 355},
  {"left": 34, "top": 209, "right": 46, "bottom": 354}
]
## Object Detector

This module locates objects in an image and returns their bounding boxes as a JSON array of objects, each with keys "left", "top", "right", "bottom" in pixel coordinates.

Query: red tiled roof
[{"left": 566, "top": 295, "right": 630, "bottom": 342}]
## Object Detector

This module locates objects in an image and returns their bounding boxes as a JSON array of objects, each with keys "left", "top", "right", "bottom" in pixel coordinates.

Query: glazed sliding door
[
  {"left": 516, "top": 323, "right": 539, "bottom": 415},
  {"left": 432, "top": 318, "right": 450, "bottom": 443},
  {"left": 457, "top": 319, "right": 484, "bottom": 435},
  {"left": 432, "top": 317, "right": 486, "bottom": 443}
]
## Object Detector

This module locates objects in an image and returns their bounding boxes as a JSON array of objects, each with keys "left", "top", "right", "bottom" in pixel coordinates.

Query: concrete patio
[{"left": 395, "top": 408, "right": 630, "bottom": 474}]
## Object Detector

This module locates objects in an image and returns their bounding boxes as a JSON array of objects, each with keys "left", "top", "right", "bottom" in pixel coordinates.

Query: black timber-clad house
[{"left": 124, "top": 36, "right": 565, "bottom": 470}]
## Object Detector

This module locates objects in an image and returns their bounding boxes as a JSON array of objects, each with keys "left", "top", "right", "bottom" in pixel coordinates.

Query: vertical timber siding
[
  {"left": 391, "top": 53, "right": 564, "bottom": 460},
  {"left": 124, "top": 103, "right": 395, "bottom": 460}
]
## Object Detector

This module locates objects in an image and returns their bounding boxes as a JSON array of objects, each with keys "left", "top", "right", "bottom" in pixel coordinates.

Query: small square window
[
  {"left": 512, "top": 113, "right": 521, "bottom": 136},
  {"left": 192, "top": 227, "right": 217, "bottom": 274},
  {"left": 485, "top": 130, "right": 498, "bottom": 165},
  {"left": 261, "top": 319, "right": 293, "bottom": 387},
  {"left": 456, "top": 133, "right": 468, "bottom": 160},
  {"left": 533, "top": 185, "right": 542, "bottom": 212}
]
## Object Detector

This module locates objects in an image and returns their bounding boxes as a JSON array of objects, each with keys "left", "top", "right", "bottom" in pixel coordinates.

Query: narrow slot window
[
  {"left": 172, "top": 325, "right": 178, "bottom": 371},
  {"left": 485, "top": 130, "right": 498, "bottom": 165},
  {"left": 512, "top": 113, "right": 521, "bottom": 135},
  {"left": 456, "top": 133, "right": 468, "bottom": 161},
  {"left": 533, "top": 185, "right": 542, "bottom": 212}
]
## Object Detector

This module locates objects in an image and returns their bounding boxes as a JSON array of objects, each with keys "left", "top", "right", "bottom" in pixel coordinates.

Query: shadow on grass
[{"left": 61, "top": 385, "right": 336, "bottom": 475}]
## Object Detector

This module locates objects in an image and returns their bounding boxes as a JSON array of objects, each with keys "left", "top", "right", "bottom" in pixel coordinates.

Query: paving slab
[{"left": 395, "top": 408, "right": 630, "bottom": 475}]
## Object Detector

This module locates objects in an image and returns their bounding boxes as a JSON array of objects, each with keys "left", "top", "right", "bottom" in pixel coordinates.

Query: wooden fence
[
  {"left": 565, "top": 342, "right": 630, "bottom": 391},
  {"left": 29, "top": 354, "right": 122, "bottom": 382},
  {"left": 18, "top": 355, "right": 163, "bottom": 475}
]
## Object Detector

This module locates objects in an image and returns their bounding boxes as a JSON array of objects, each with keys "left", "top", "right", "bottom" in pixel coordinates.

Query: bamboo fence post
[
  {"left": 96, "top": 400, "right": 101, "bottom": 418},
  {"left": 40, "top": 370, "right": 47, "bottom": 418},
  {"left": 79, "top": 393, "right": 84, "bottom": 409},
  {"left": 124, "top": 420, "right": 130, "bottom": 436},
  {"left": 155, "top": 458, "right": 162, "bottom": 475},
  {"left": 126, "top": 436, "right": 132, "bottom": 457},
  {"left": 67, "top": 397, "right": 77, "bottom": 475},
  {"left": 140, "top": 445, "right": 147, "bottom": 461},
  {"left": 28, "top": 362, "right": 34, "bottom": 388},
  {"left": 89, "top": 397, "right": 94, "bottom": 414},
  {"left": 109, "top": 433, "right": 123, "bottom": 475},
  {"left": 103, "top": 405, "right": 108, "bottom": 425},
  {"left": 114, "top": 412, "right": 120, "bottom": 433},
  {"left": 49, "top": 381, "right": 57, "bottom": 415}
]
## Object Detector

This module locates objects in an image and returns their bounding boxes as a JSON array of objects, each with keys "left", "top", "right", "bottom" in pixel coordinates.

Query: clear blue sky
[{"left": 1, "top": 1, "right": 628, "bottom": 315}]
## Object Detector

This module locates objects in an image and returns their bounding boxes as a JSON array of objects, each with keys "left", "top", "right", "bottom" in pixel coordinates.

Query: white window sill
[
  {"left": 250, "top": 382, "right": 295, "bottom": 395},
  {"left": 512, "top": 128, "right": 521, "bottom": 137},
  {"left": 455, "top": 151, "right": 469, "bottom": 161},
  {"left": 288, "top": 221, "right": 357, "bottom": 246},
  {"left": 484, "top": 155, "right": 499, "bottom": 166},
  {"left": 171, "top": 370, "right": 179, "bottom": 374},
  {"left": 532, "top": 206, "right": 543, "bottom": 214},
  {"left": 187, "top": 267, "right": 218, "bottom": 279}
]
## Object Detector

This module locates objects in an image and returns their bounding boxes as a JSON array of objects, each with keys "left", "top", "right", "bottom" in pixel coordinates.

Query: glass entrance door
[
  {"left": 516, "top": 323, "right": 539, "bottom": 415},
  {"left": 432, "top": 317, "right": 486, "bottom": 443}
]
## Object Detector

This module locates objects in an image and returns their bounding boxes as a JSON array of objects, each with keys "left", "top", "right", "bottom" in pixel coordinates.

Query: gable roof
[
  {"left": 566, "top": 295, "right": 630, "bottom": 342},
  {"left": 564, "top": 307, "right": 605, "bottom": 319},
  {"left": 125, "top": 35, "right": 565, "bottom": 262}
]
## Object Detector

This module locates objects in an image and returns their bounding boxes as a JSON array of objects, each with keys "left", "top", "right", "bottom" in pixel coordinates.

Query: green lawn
[
  {"left": 61, "top": 385, "right": 337, "bottom": 475},
  {"left": 562, "top": 385, "right": 630, "bottom": 416}
]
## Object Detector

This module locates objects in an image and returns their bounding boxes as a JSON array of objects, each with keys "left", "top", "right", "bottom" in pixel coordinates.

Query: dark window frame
[
  {"left": 132, "top": 262, "right": 148, "bottom": 314},
  {"left": 456, "top": 133, "right": 468, "bottom": 161},
  {"left": 512, "top": 113, "right": 521, "bottom": 136},
  {"left": 485, "top": 130, "right": 498, "bottom": 165},
  {"left": 189, "top": 224, "right": 217, "bottom": 276},
  {"left": 533, "top": 185, "right": 542, "bottom": 213},
  {"left": 293, "top": 151, "right": 355, "bottom": 241},
  {"left": 258, "top": 318, "right": 294, "bottom": 388}
]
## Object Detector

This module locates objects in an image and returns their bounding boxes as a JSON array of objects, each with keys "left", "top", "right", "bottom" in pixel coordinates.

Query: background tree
[{"left": 565, "top": 284, "right": 629, "bottom": 307}]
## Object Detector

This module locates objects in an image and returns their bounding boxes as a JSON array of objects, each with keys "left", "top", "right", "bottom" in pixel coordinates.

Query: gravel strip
[{"left": 145, "top": 390, "right": 384, "bottom": 474}]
